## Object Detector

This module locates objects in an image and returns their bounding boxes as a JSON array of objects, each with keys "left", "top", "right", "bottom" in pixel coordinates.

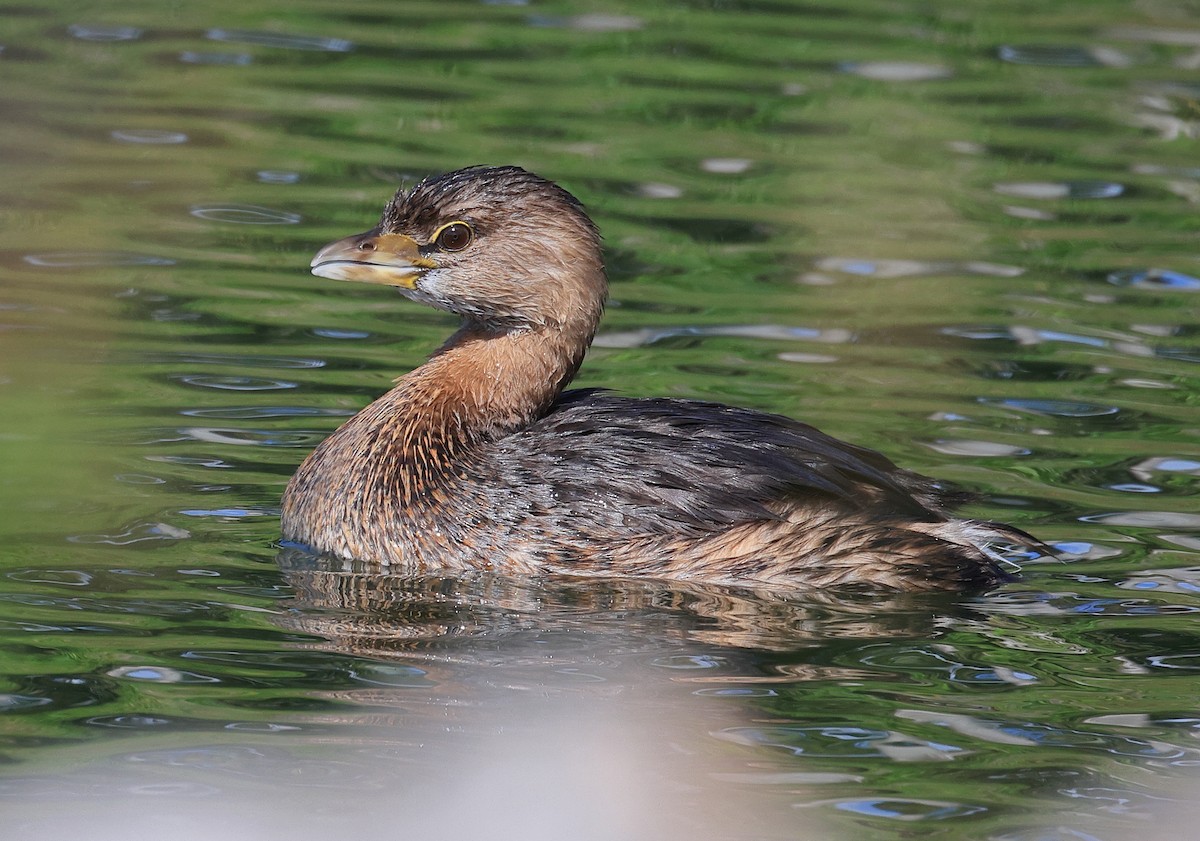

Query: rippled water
[{"left": 3, "top": 2, "right": 1200, "bottom": 839}]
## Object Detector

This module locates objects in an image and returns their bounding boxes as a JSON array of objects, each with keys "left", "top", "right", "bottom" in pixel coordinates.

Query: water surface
[{"left": 2, "top": 2, "right": 1200, "bottom": 839}]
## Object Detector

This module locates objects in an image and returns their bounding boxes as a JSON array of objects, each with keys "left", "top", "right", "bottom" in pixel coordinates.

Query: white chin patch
[{"left": 311, "top": 261, "right": 419, "bottom": 286}]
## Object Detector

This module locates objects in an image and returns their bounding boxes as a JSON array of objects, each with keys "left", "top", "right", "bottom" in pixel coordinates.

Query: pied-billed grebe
[{"left": 282, "top": 165, "right": 1045, "bottom": 591}]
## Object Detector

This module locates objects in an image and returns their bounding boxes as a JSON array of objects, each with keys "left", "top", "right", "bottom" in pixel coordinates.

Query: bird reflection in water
[{"left": 275, "top": 545, "right": 968, "bottom": 658}]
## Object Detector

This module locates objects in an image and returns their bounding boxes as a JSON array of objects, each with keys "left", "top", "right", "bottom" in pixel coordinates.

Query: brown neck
[
  {"left": 290, "top": 317, "right": 597, "bottom": 513},
  {"left": 399, "top": 318, "right": 595, "bottom": 440}
]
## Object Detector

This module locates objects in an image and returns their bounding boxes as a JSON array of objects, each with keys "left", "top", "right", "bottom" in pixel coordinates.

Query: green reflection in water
[{"left": 1, "top": 1, "right": 1199, "bottom": 839}]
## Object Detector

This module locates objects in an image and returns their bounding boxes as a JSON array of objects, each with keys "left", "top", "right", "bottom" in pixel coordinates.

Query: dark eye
[{"left": 434, "top": 222, "right": 473, "bottom": 252}]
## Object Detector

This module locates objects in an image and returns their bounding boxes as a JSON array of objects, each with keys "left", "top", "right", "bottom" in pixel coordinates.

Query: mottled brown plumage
[{"left": 281, "top": 165, "right": 1046, "bottom": 591}]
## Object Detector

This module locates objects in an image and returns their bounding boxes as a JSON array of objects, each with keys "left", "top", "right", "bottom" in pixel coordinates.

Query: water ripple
[
  {"left": 896, "top": 710, "right": 1037, "bottom": 746},
  {"left": 1003, "top": 205, "right": 1058, "bottom": 220},
  {"left": 778, "top": 352, "right": 838, "bottom": 364},
  {"left": 993, "top": 826, "right": 1105, "bottom": 840},
  {"left": 1158, "top": 347, "right": 1200, "bottom": 364},
  {"left": 594, "top": 324, "right": 851, "bottom": 349},
  {"left": 710, "top": 770, "right": 858, "bottom": 784},
  {"left": 943, "top": 325, "right": 1143, "bottom": 356},
  {"left": 86, "top": 714, "right": 173, "bottom": 728},
  {"left": 1081, "top": 511, "right": 1200, "bottom": 528},
  {"left": 899, "top": 710, "right": 1192, "bottom": 758},
  {"left": 570, "top": 14, "right": 643, "bottom": 31},
  {"left": 715, "top": 725, "right": 964, "bottom": 760},
  {"left": 67, "top": 24, "right": 142, "bottom": 41},
  {"left": 1120, "top": 568, "right": 1200, "bottom": 594},
  {"left": 693, "top": 686, "right": 778, "bottom": 697},
  {"left": 179, "top": 427, "right": 323, "bottom": 447},
  {"left": 997, "top": 45, "right": 1105, "bottom": 67},
  {"left": 153, "top": 352, "right": 324, "bottom": 369},
  {"left": 179, "top": 51, "right": 252, "bottom": 66},
  {"left": 312, "top": 327, "right": 370, "bottom": 339},
  {"left": 1132, "top": 457, "right": 1200, "bottom": 477},
  {"left": 181, "top": 406, "right": 349, "bottom": 420},
  {"left": 862, "top": 646, "right": 1041, "bottom": 685},
  {"left": 993, "top": 181, "right": 1125, "bottom": 199},
  {"left": 68, "top": 521, "right": 190, "bottom": 546},
  {"left": 981, "top": 591, "right": 1200, "bottom": 617},
  {"left": 225, "top": 722, "right": 302, "bottom": 732},
  {"left": 347, "top": 663, "right": 432, "bottom": 688},
  {"left": 1058, "top": 785, "right": 1178, "bottom": 816},
  {"left": 114, "top": 473, "right": 167, "bottom": 485},
  {"left": 111, "top": 129, "right": 189, "bottom": 145},
  {"left": 528, "top": 14, "right": 643, "bottom": 32},
  {"left": 189, "top": 204, "right": 301, "bottom": 224},
  {"left": 107, "top": 665, "right": 220, "bottom": 684},
  {"left": 1109, "top": 26, "right": 1200, "bottom": 46},
  {"left": 813, "top": 257, "right": 1023, "bottom": 279},
  {"left": 700, "top": 158, "right": 752, "bottom": 174},
  {"left": 22, "top": 251, "right": 175, "bottom": 268},
  {"left": 1108, "top": 268, "right": 1200, "bottom": 290},
  {"left": 0, "top": 694, "right": 53, "bottom": 711},
  {"left": 206, "top": 29, "right": 353, "bottom": 52},
  {"left": 173, "top": 375, "right": 297, "bottom": 391},
  {"left": 7, "top": 569, "right": 92, "bottom": 587},
  {"left": 979, "top": 398, "right": 1120, "bottom": 418},
  {"left": 840, "top": 61, "right": 953, "bottom": 81},
  {"left": 179, "top": 507, "right": 278, "bottom": 519},
  {"left": 826, "top": 798, "right": 985, "bottom": 820},
  {"left": 633, "top": 182, "right": 683, "bottom": 199},
  {"left": 257, "top": 170, "right": 300, "bottom": 183},
  {"left": 923, "top": 439, "right": 1031, "bottom": 457},
  {"left": 145, "top": 454, "right": 235, "bottom": 469},
  {"left": 650, "top": 654, "right": 727, "bottom": 670}
]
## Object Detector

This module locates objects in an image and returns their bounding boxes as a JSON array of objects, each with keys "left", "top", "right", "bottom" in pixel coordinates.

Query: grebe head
[{"left": 310, "top": 165, "right": 606, "bottom": 332}]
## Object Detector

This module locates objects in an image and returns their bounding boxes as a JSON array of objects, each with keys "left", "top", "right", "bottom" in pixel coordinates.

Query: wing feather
[{"left": 484, "top": 390, "right": 952, "bottom": 535}]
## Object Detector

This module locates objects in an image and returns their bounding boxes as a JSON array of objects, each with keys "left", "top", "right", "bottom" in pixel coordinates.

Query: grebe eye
[{"left": 434, "top": 222, "right": 473, "bottom": 252}]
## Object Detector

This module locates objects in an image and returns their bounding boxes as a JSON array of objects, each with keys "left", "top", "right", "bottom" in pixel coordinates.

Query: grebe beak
[{"left": 310, "top": 231, "right": 437, "bottom": 289}]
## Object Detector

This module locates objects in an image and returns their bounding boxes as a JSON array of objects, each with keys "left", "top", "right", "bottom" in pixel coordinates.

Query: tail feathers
[
  {"left": 972, "top": 519, "right": 1055, "bottom": 567},
  {"left": 910, "top": 518, "right": 1052, "bottom": 588}
]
